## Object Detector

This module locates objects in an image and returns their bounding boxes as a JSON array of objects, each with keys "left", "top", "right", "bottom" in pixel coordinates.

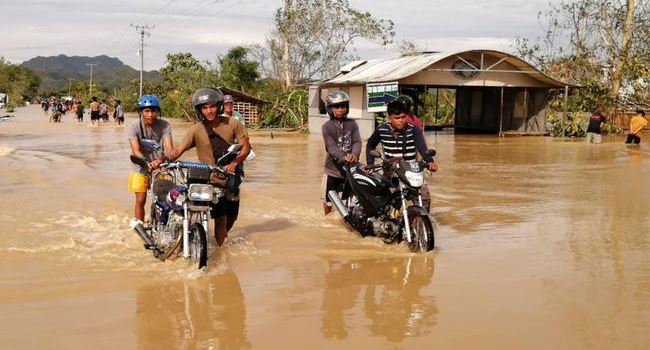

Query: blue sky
[{"left": 1, "top": 0, "right": 559, "bottom": 70}]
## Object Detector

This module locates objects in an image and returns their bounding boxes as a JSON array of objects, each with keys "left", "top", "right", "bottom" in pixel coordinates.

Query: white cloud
[{"left": 1, "top": 0, "right": 561, "bottom": 69}]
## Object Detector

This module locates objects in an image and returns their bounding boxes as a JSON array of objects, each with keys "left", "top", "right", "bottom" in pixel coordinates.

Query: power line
[
  {"left": 130, "top": 0, "right": 183, "bottom": 25},
  {"left": 156, "top": 0, "right": 237, "bottom": 39},
  {"left": 155, "top": 0, "right": 221, "bottom": 30}
]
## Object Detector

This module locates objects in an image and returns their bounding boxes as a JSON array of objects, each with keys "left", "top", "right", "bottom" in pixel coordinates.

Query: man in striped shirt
[
  {"left": 366, "top": 101, "right": 437, "bottom": 170},
  {"left": 366, "top": 100, "right": 437, "bottom": 210}
]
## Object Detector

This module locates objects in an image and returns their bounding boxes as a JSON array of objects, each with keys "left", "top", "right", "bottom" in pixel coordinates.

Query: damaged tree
[{"left": 253, "top": 0, "right": 395, "bottom": 91}]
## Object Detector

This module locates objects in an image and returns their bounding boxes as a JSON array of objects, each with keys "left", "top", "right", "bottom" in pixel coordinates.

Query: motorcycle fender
[{"left": 406, "top": 205, "right": 428, "bottom": 217}]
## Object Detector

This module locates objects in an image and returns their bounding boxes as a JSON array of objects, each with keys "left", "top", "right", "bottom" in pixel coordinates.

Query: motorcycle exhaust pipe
[
  {"left": 133, "top": 223, "right": 157, "bottom": 249},
  {"left": 327, "top": 190, "right": 349, "bottom": 218}
]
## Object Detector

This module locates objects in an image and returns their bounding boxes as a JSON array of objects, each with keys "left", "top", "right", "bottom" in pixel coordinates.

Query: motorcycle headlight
[
  {"left": 405, "top": 170, "right": 424, "bottom": 188},
  {"left": 188, "top": 184, "right": 213, "bottom": 201}
]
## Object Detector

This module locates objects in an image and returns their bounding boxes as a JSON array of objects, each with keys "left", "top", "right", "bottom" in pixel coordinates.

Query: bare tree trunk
[
  {"left": 281, "top": 0, "right": 292, "bottom": 91},
  {"left": 611, "top": 0, "right": 635, "bottom": 99},
  {"left": 281, "top": 44, "right": 291, "bottom": 90}
]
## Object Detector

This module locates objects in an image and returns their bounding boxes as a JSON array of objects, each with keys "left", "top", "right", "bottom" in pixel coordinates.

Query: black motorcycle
[{"left": 327, "top": 150, "right": 436, "bottom": 252}]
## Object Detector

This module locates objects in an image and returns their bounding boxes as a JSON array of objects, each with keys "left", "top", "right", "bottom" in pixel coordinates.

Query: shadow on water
[
  {"left": 320, "top": 254, "right": 437, "bottom": 342},
  {"left": 239, "top": 218, "right": 294, "bottom": 235},
  {"left": 135, "top": 268, "right": 251, "bottom": 350}
]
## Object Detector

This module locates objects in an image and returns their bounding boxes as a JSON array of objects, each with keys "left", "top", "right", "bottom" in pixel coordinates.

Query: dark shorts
[
  {"left": 626, "top": 134, "right": 641, "bottom": 144},
  {"left": 91, "top": 111, "right": 100, "bottom": 120},
  {"left": 211, "top": 200, "right": 239, "bottom": 222},
  {"left": 321, "top": 174, "right": 347, "bottom": 204}
]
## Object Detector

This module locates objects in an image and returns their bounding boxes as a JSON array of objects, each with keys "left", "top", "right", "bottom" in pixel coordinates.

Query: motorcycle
[
  {"left": 130, "top": 144, "right": 242, "bottom": 269},
  {"left": 327, "top": 150, "right": 436, "bottom": 252}
]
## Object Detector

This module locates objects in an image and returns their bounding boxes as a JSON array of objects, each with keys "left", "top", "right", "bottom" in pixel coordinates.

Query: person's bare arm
[
  {"left": 224, "top": 136, "right": 251, "bottom": 174},
  {"left": 162, "top": 134, "right": 174, "bottom": 161},
  {"left": 129, "top": 139, "right": 145, "bottom": 159}
]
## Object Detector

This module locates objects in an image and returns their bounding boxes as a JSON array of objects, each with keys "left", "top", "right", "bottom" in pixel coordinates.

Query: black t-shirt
[{"left": 586, "top": 115, "right": 605, "bottom": 134}]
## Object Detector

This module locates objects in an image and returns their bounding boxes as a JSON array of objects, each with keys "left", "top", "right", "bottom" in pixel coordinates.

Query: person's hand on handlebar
[
  {"left": 148, "top": 158, "right": 164, "bottom": 171},
  {"left": 344, "top": 153, "right": 358, "bottom": 164},
  {"left": 224, "top": 162, "right": 239, "bottom": 175}
]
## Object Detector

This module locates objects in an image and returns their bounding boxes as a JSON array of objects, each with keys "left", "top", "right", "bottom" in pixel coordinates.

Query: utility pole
[
  {"left": 131, "top": 23, "right": 154, "bottom": 98},
  {"left": 85, "top": 63, "right": 97, "bottom": 98},
  {"left": 67, "top": 78, "right": 75, "bottom": 97}
]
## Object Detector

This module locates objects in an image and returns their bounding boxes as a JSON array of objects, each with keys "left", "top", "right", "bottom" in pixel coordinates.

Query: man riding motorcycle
[
  {"left": 366, "top": 100, "right": 437, "bottom": 211},
  {"left": 168, "top": 87, "right": 251, "bottom": 246}
]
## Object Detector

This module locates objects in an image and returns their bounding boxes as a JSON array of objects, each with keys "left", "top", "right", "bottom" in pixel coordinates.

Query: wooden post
[
  {"left": 562, "top": 85, "right": 569, "bottom": 137},
  {"left": 523, "top": 87, "right": 528, "bottom": 133},
  {"left": 499, "top": 86, "right": 504, "bottom": 137},
  {"left": 435, "top": 88, "right": 439, "bottom": 125}
]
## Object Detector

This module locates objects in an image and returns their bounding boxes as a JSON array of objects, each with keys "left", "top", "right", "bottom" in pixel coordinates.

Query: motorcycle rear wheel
[
  {"left": 189, "top": 223, "right": 208, "bottom": 269},
  {"left": 407, "top": 214, "right": 435, "bottom": 252}
]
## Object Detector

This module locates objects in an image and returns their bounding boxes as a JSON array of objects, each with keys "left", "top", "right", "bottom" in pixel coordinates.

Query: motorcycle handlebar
[
  {"left": 365, "top": 158, "right": 434, "bottom": 174},
  {"left": 160, "top": 161, "right": 227, "bottom": 175}
]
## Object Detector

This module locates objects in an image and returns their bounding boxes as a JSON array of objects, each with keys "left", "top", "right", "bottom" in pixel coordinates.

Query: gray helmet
[
  {"left": 192, "top": 87, "right": 224, "bottom": 121},
  {"left": 325, "top": 91, "right": 350, "bottom": 118}
]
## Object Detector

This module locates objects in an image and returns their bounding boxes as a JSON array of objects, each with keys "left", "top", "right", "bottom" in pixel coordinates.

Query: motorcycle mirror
[
  {"left": 426, "top": 149, "right": 436, "bottom": 157},
  {"left": 227, "top": 144, "right": 243, "bottom": 152},
  {"left": 130, "top": 155, "right": 151, "bottom": 174}
]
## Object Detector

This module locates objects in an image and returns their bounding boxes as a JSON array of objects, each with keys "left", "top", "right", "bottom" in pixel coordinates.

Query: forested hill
[{"left": 22, "top": 54, "right": 160, "bottom": 93}]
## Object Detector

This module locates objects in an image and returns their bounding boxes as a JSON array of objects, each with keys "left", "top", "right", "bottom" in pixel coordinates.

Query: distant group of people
[
  {"left": 41, "top": 98, "right": 72, "bottom": 123},
  {"left": 89, "top": 96, "right": 124, "bottom": 125},
  {"left": 42, "top": 96, "right": 125, "bottom": 125},
  {"left": 586, "top": 109, "right": 648, "bottom": 144}
]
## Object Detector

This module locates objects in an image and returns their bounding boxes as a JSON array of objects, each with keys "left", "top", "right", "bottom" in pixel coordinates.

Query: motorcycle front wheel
[
  {"left": 407, "top": 214, "right": 435, "bottom": 252},
  {"left": 188, "top": 223, "right": 208, "bottom": 269}
]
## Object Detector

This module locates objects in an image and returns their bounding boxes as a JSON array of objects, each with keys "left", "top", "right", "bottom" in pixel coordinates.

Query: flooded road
[{"left": 1, "top": 105, "right": 649, "bottom": 349}]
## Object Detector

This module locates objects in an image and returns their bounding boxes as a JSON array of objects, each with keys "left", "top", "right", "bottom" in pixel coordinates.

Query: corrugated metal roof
[{"left": 319, "top": 50, "right": 571, "bottom": 88}]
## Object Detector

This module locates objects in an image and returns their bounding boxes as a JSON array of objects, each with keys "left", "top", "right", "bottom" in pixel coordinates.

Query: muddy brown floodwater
[{"left": 1, "top": 105, "right": 649, "bottom": 349}]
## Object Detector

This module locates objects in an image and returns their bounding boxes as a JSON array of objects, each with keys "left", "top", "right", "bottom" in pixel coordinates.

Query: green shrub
[
  {"left": 547, "top": 110, "right": 587, "bottom": 137},
  {"left": 259, "top": 88, "right": 308, "bottom": 129},
  {"left": 602, "top": 123, "right": 624, "bottom": 135}
]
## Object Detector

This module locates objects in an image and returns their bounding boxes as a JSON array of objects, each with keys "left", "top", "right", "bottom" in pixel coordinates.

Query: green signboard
[{"left": 367, "top": 82, "right": 398, "bottom": 112}]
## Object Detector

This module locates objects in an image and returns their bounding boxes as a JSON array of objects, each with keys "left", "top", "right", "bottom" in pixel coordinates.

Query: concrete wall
[{"left": 309, "top": 84, "right": 376, "bottom": 138}]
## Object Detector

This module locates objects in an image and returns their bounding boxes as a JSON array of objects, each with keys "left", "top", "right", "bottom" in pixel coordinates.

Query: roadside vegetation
[
  {"left": 515, "top": 0, "right": 650, "bottom": 136},
  {"left": 0, "top": 58, "right": 40, "bottom": 112}
]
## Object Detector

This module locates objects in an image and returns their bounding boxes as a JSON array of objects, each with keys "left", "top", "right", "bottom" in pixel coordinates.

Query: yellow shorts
[{"left": 128, "top": 172, "right": 151, "bottom": 193}]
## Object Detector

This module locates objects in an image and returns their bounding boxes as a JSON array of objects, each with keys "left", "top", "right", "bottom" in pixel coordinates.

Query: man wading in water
[
  {"left": 168, "top": 87, "right": 251, "bottom": 246},
  {"left": 127, "top": 95, "right": 174, "bottom": 227},
  {"left": 89, "top": 96, "right": 100, "bottom": 125},
  {"left": 321, "top": 91, "right": 362, "bottom": 215}
]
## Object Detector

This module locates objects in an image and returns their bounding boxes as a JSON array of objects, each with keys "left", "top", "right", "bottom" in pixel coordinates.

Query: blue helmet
[{"left": 138, "top": 94, "right": 160, "bottom": 110}]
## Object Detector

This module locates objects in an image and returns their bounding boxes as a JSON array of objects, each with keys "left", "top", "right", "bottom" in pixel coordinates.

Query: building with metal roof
[{"left": 308, "top": 50, "right": 572, "bottom": 137}]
